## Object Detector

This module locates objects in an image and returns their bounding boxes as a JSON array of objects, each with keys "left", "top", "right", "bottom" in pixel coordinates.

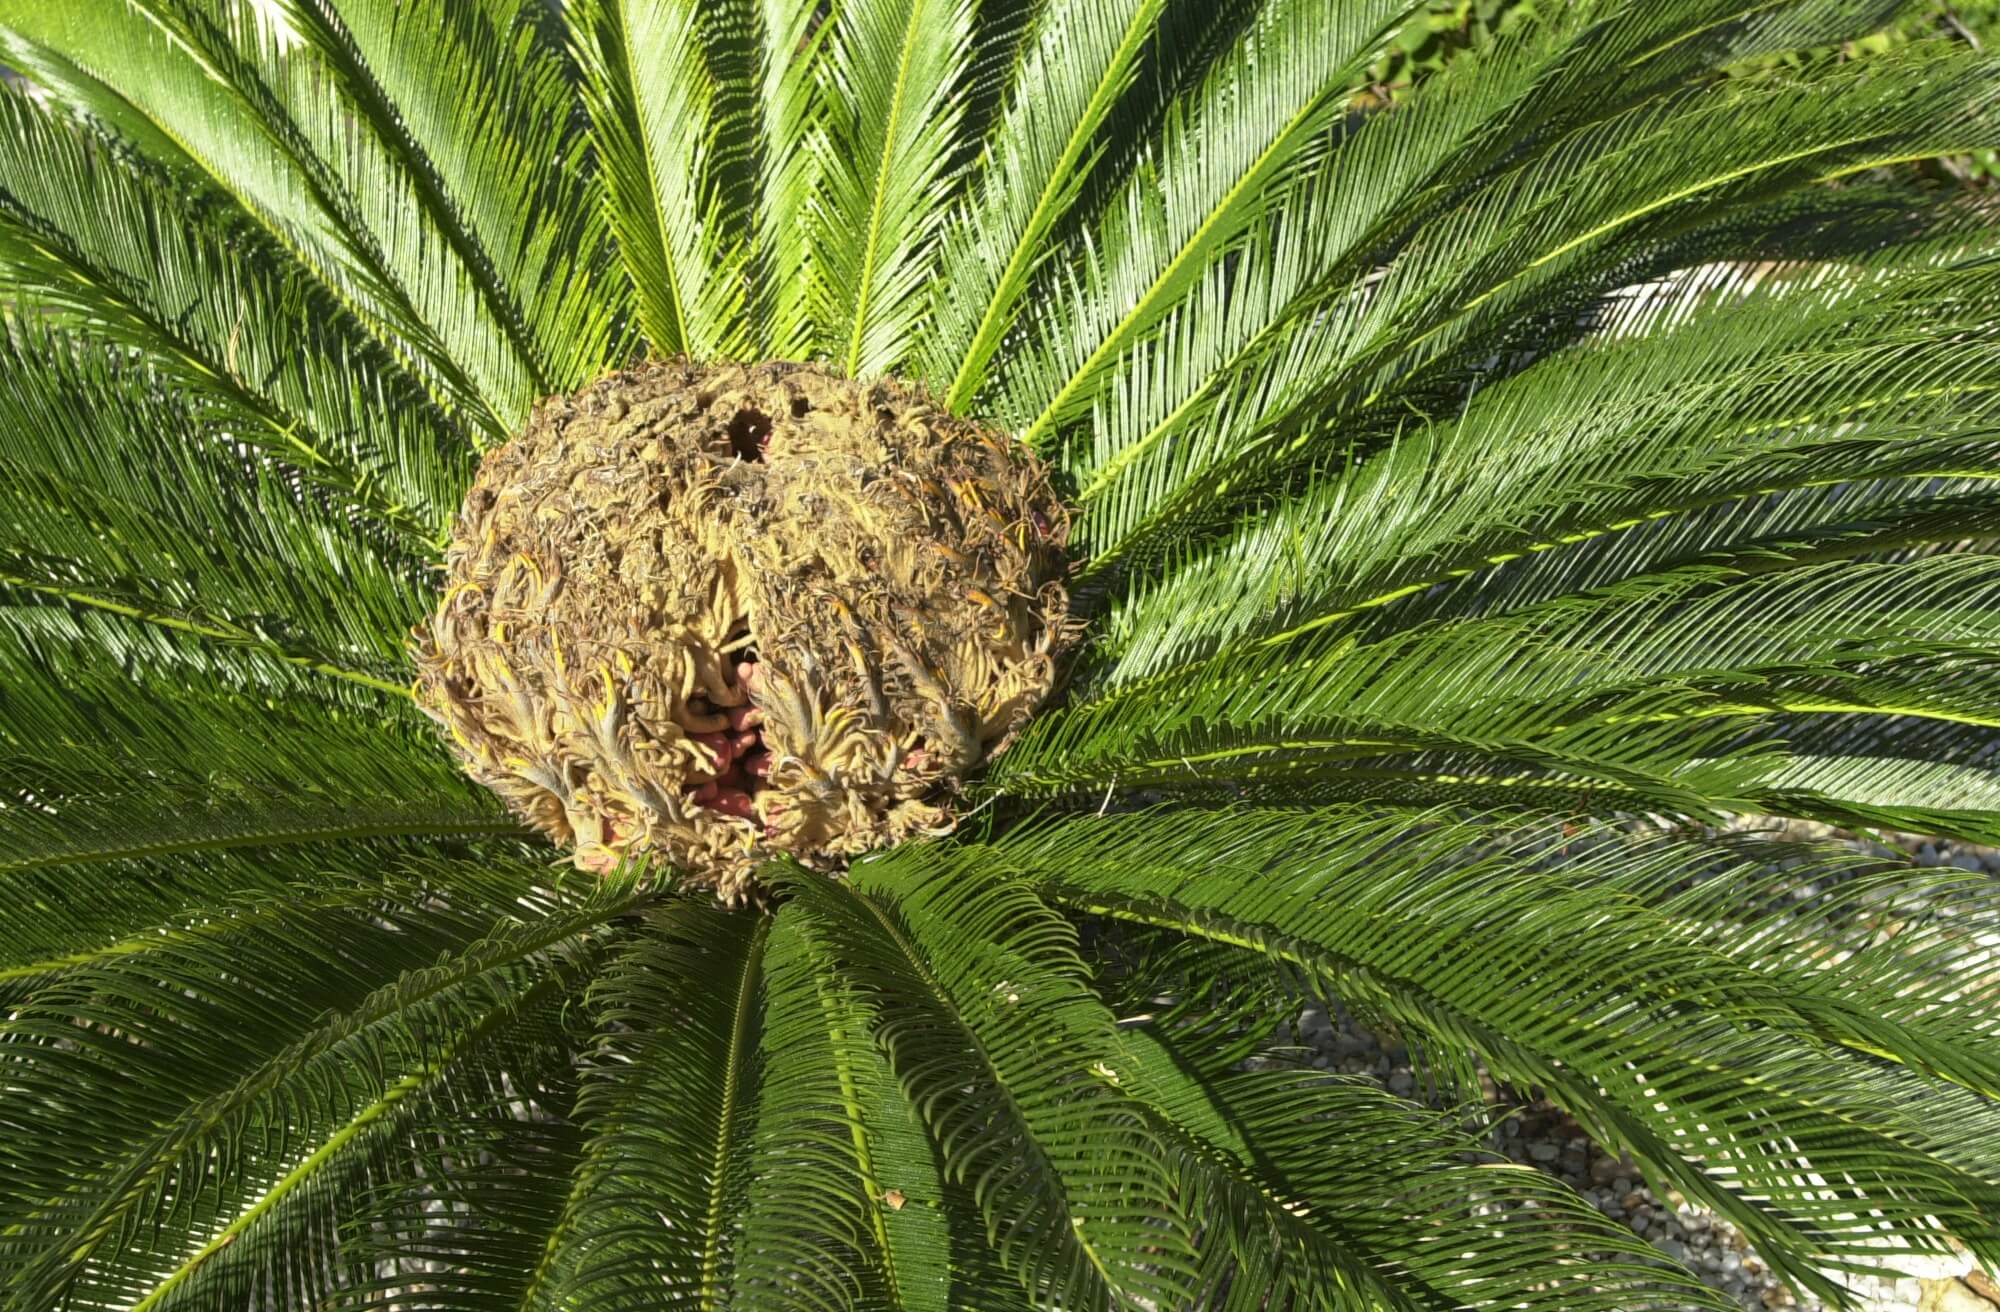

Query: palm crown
[{"left": 3, "top": 1, "right": 2000, "bottom": 1308}]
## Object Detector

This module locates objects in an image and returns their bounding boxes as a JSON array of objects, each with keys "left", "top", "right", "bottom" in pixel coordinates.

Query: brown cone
[{"left": 412, "top": 360, "right": 1072, "bottom": 902}]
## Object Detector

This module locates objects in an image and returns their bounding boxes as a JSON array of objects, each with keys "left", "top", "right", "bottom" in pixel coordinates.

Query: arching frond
[
  {"left": 1116, "top": 1024, "right": 1740, "bottom": 1311},
  {"left": 997, "top": 807, "right": 2000, "bottom": 1304},
  {"left": 0, "top": 324, "right": 431, "bottom": 679},
  {"left": 0, "top": 0, "right": 614, "bottom": 430},
  {"left": 528, "top": 900, "right": 771, "bottom": 1309},
  {"left": 0, "top": 860, "right": 643, "bottom": 1312},
  {"left": 272, "top": 0, "right": 630, "bottom": 392},
  {"left": 1067, "top": 29, "right": 2000, "bottom": 575},
  {"left": 0, "top": 83, "right": 464, "bottom": 543},
  {"left": 994, "top": 0, "right": 1411, "bottom": 442},
  {"left": 920, "top": 0, "right": 1167, "bottom": 408},
  {"left": 568, "top": 0, "right": 757, "bottom": 358},
  {"left": 812, "top": 0, "right": 979, "bottom": 378},
  {"left": 778, "top": 852, "right": 1201, "bottom": 1309}
]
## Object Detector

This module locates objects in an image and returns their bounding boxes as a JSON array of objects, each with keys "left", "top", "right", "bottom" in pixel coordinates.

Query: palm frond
[
  {"left": 527, "top": 899, "right": 770, "bottom": 1309},
  {"left": 0, "top": 83, "right": 466, "bottom": 544},
  {"left": 919, "top": 0, "right": 1167, "bottom": 408},
  {"left": 1066, "top": 36, "right": 2000, "bottom": 574},
  {"left": 997, "top": 551, "right": 2000, "bottom": 840},
  {"left": 1096, "top": 257, "right": 2000, "bottom": 682},
  {"left": 274, "top": 0, "right": 630, "bottom": 392},
  {"left": 568, "top": 0, "right": 756, "bottom": 358},
  {"left": 0, "top": 860, "right": 642, "bottom": 1311},
  {"left": 777, "top": 851, "right": 1201, "bottom": 1309},
  {"left": 730, "top": 909, "right": 944, "bottom": 1312},
  {"left": 749, "top": 0, "right": 837, "bottom": 360},
  {"left": 0, "top": 602, "right": 505, "bottom": 888},
  {"left": 1115, "top": 1023, "right": 1740, "bottom": 1310},
  {"left": 812, "top": 0, "right": 979, "bottom": 378},
  {"left": 0, "top": 0, "right": 523, "bottom": 437},
  {"left": 325, "top": 1076, "right": 590, "bottom": 1312},
  {"left": 994, "top": 0, "right": 1412, "bottom": 443},
  {"left": 0, "top": 323, "right": 430, "bottom": 677},
  {"left": 997, "top": 807, "right": 2000, "bottom": 1303},
  {"left": 98, "top": 0, "right": 572, "bottom": 423}
]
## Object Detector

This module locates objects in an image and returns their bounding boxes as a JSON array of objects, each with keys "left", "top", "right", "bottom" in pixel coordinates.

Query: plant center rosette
[{"left": 413, "top": 361, "right": 1073, "bottom": 902}]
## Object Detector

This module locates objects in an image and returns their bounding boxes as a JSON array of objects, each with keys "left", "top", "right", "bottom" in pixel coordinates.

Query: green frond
[
  {"left": 812, "top": 0, "right": 979, "bottom": 378},
  {"left": 1066, "top": 32, "right": 2000, "bottom": 573},
  {"left": 777, "top": 851, "right": 1201, "bottom": 1309},
  {"left": 999, "top": 550, "right": 2000, "bottom": 838},
  {"left": 919, "top": 0, "right": 1167, "bottom": 408},
  {"left": 0, "top": 0, "right": 478, "bottom": 429},
  {"left": 271, "top": 0, "right": 631, "bottom": 393},
  {"left": 0, "top": 860, "right": 642, "bottom": 1312},
  {"left": 995, "top": 0, "right": 1413, "bottom": 443},
  {"left": 78, "top": 0, "right": 571, "bottom": 424},
  {"left": 533, "top": 900, "right": 771, "bottom": 1310},
  {"left": 1115, "top": 1023, "right": 1740, "bottom": 1311},
  {"left": 0, "top": 0, "right": 522, "bottom": 437},
  {"left": 748, "top": 0, "right": 837, "bottom": 360},
  {"left": 0, "top": 324, "right": 430, "bottom": 676},
  {"left": 996, "top": 807, "right": 2000, "bottom": 1303},
  {"left": 1091, "top": 245, "right": 2000, "bottom": 649},
  {"left": 730, "top": 909, "right": 944, "bottom": 1312},
  {"left": 0, "top": 82, "right": 467, "bottom": 544},
  {"left": 0, "top": 604, "right": 505, "bottom": 894},
  {"left": 325, "top": 1087, "right": 590, "bottom": 1312},
  {"left": 567, "top": 0, "right": 756, "bottom": 359}
]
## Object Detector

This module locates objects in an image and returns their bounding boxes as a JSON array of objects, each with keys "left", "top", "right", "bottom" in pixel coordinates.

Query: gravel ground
[{"left": 1285, "top": 820, "right": 2000, "bottom": 1312}]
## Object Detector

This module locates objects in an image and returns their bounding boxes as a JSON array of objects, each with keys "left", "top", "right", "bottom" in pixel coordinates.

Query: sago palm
[{"left": 3, "top": 0, "right": 2000, "bottom": 1308}]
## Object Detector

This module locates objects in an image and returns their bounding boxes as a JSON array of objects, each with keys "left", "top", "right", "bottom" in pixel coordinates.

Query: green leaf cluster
[{"left": 3, "top": 1, "right": 2000, "bottom": 1308}]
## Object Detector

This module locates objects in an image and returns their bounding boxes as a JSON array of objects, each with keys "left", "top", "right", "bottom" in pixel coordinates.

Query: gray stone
[
  {"left": 1527, "top": 1142, "right": 1560, "bottom": 1163},
  {"left": 1652, "top": 1235, "right": 1686, "bottom": 1263}
]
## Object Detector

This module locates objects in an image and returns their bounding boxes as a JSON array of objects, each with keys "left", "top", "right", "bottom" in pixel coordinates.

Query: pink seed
[
  {"left": 691, "top": 730, "right": 734, "bottom": 770},
  {"left": 688, "top": 781, "right": 720, "bottom": 804},
  {"left": 730, "top": 730, "right": 761, "bottom": 757},
  {"left": 707, "top": 788, "right": 755, "bottom": 818},
  {"left": 727, "top": 703, "right": 763, "bottom": 731},
  {"left": 741, "top": 749, "right": 772, "bottom": 779},
  {"left": 735, "top": 660, "right": 761, "bottom": 691}
]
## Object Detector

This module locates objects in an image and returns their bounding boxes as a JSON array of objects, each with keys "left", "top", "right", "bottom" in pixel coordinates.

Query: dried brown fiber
[{"left": 413, "top": 360, "right": 1073, "bottom": 902}]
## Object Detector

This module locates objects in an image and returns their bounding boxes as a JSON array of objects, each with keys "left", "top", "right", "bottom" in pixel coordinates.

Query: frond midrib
[
  {"left": 125, "top": 969, "right": 573, "bottom": 1312},
  {"left": 0, "top": 814, "right": 521, "bottom": 878}
]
